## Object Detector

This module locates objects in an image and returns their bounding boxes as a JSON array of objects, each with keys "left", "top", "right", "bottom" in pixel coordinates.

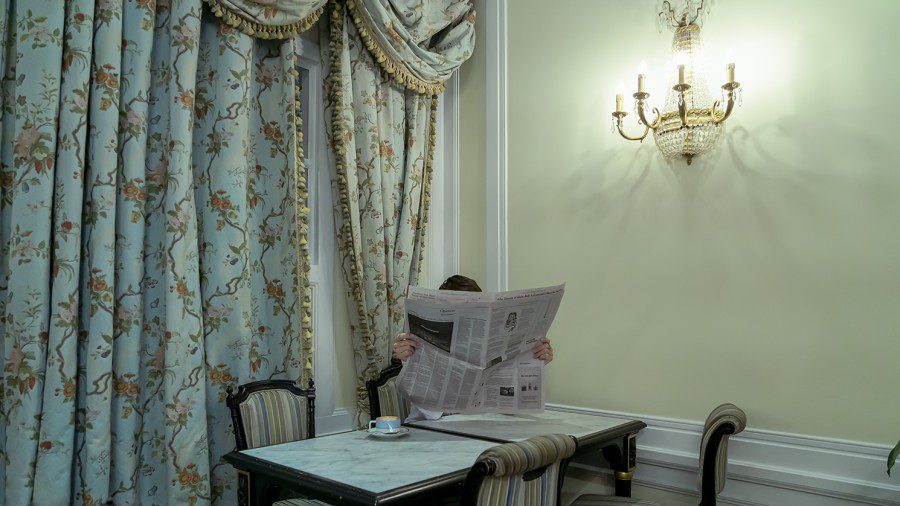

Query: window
[{"left": 295, "top": 34, "right": 348, "bottom": 433}]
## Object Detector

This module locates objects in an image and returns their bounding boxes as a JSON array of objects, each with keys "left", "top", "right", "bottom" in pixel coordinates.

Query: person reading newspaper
[{"left": 392, "top": 275, "right": 555, "bottom": 422}]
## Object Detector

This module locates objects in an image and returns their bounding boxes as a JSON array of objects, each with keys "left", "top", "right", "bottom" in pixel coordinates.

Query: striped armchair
[
  {"left": 573, "top": 404, "right": 747, "bottom": 506},
  {"left": 227, "top": 380, "right": 324, "bottom": 506},
  {"left": 461, "top": 434, "right": 577, "bottom": 506},
  {"left": 226, "top": 379, "right": 316, "bottom": 450},
  {"left": 365, "top": 359, "right": 410, "bottom": 420}
]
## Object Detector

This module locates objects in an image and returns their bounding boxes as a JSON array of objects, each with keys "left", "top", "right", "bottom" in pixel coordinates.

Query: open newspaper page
[{"left": 396, "top": 284, "right": 564, "bottom": 414}]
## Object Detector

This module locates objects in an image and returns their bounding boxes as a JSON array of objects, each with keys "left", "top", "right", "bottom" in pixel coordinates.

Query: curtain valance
[
  {"left": 346, "top": 0, "right": 476, "bottom": 94},
  {"left": 204, "top": 0, "right": 328, "bottom": 38},
  {"left": 204, "top": 0, "right": 475, "bottom": 94}
]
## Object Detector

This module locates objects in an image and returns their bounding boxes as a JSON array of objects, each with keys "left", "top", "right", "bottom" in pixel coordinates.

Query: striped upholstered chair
[
  {"left": 573, "top": 404, "right": 747, "bottom": 506},
  {"left": 227, "top": 379, "right": 323, "bottom": 506},
  {"left": 365, "top": 358, "right": 410, "bottom": 420},
  {"left": 461, "top": 433, "right": 577, "bottom": 506},
  {"left": 226, "top": 379, "right": 316, "bottom": 450}
]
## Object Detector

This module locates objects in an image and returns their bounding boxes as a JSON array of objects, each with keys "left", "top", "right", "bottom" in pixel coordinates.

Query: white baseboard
[
  {"left": 316, "top": 407, "right": 356, "bottom": 436},
  {"left": 548, "top": 403, "right": 900, "bottom": 505}
]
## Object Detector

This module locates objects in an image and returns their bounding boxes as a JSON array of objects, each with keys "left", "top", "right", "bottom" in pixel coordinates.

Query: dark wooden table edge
[
  {"left": 402, "top": 422, "right": 509, "bottom": 443},
  {"left": 224, "top": 446, "right": 473, "bottom": 505},
  {"left": 405, "top": 418, "right": 648, "bottom": 446},
  {"left": 575, "top": 420, "right": 647, "bottom": 447}
]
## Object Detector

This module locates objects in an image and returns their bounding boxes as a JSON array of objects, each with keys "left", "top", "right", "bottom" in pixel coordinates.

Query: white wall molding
[
  {"left": 485, "top": 0, "right": 509, "bottom": 291},
  {"left": 549, "top": 403, "right": 900, "bottom": 505},
  {"left": 316, "top": 408, "right": 356, "bottom": 437},
  {"left": 443, "top": 73, "right": 461, "bottom": 278}
]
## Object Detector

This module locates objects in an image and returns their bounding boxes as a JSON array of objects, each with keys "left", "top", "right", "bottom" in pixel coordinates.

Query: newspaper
[{"left": 397, "top": 284, "right": 565, "bottom": 414}]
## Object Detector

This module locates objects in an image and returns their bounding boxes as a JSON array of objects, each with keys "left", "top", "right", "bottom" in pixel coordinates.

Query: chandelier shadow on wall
[{"left": 611, "top": 0, "right": 742, "bottom": 165}]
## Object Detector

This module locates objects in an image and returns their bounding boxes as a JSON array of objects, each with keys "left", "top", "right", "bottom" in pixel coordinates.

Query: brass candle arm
[
  {"left": 673, "top": 83, "right": 691, "bottom": 127},
  {"left": 611, "top": 111, "right": 650, "bottom": 141},
  {"left": 634, "top": 92, "right": 661, "bottom": 130},
  {"left": 713, "top": 82, "right": 740, "bottom": 124}
]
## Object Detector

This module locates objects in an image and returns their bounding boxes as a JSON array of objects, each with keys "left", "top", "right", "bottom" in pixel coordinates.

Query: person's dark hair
[{"left": 439, "top": 275, "right": 482, "bottom": 292}]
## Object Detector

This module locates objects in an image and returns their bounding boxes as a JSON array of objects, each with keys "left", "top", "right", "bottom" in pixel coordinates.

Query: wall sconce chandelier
[{"left": 612, "top": 0, "right": 741, "bottom": 164}]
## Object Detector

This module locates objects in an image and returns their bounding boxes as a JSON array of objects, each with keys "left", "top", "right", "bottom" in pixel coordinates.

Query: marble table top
[
  {"left": 239, "top": 428, "right": 496, "bottom": 496},
  {"left": 407, "top": 409, "right": 643, "bottom": 445}
]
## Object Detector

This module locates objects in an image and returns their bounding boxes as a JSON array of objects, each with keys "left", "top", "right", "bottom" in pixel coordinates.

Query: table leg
[
  {"left": 237, "top": 470, "right": 251, "bottom": 506},
  {"left": 602, "top": 433, "right": 637, "bottom": 498},
  {"left": 247, "top": 473, "right": 279, "bottom": 506},
  {"left": 614, "top": 470, "right": 633, "bottom": 497}
]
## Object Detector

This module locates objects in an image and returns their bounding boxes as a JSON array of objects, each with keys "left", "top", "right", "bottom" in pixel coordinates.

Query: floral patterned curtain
[
  {"left": 0, "top": 1, "right": 310, "bottom": 504},
  {"left": 323, "top": 0, "right": 473, "bottom": 418}
]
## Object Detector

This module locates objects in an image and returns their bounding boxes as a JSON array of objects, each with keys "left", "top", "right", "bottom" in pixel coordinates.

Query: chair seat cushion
[
  {"left": 572, "top": 494, "right": 661, "bottom": 506},
  {"left": 274, "top": 499, "right": 332, "bottom": 506}
]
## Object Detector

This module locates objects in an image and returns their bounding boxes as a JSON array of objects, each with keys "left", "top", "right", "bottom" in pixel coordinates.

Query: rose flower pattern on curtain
[
  {"left": 0, "top": 1, "right": 312, "bottom": 504},
  {"left": 323, "top": 0, "right": 474, "bottom": 418}
]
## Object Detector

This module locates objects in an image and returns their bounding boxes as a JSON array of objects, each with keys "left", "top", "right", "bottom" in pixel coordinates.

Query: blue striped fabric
[
  {"left": 699, "top": 403, "right": 746, "bottom": 494},
  {"left": 238, "top": 389, "right": 309, "bottom": 449},
  {"left": 474, "top": 434, "right": 576, "bottom": 506}
]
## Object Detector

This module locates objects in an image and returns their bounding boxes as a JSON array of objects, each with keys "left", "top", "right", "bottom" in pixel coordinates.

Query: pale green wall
[
  {"left": 487, "top": 0, "right": 900, "bottom": 444},
  {"left": 458, "top": 0, "right": 487, "bottom": 282}
]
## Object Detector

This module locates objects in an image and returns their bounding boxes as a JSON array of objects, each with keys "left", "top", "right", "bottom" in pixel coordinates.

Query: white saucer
[{"left": 365, "top": 427, "right": 410, "bottom": 439}]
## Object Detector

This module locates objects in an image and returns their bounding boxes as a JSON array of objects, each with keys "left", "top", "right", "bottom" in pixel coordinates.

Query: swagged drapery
[
  {"left": 203, "top": 0, "right": 326, "bottom": 38},
  {"left": 345, "top": 0, "right": 476, "bottom": 94},
  {"left": 324, "top": 0, "right": 475, "bottom": 417},
  {"left": 0, "top": 1, "right": 314, "bottom": 504}
]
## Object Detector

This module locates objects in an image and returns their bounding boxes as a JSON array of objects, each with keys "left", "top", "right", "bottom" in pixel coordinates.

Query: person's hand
[
  {"left": 532, "top": 338, "right": 553, "bottom": 364},
  {"left": 393, "top": 333, "right": 419, "bottom": 361}
]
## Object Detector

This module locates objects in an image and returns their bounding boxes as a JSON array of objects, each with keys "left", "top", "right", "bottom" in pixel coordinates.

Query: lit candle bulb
[
  {"left": 615, "top": 82, "right": 624, "bottom": 112},
  {"left": 725, "top": 49, "right": 736, "bottom": 83},
  {"left": 637, "top": 60, "right": 647, "bottom": 93},
  {"left": 673, "top": 51, "right": 687, "bottom": 86}
]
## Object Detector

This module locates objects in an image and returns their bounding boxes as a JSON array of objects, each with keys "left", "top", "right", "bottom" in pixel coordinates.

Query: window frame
[{"left": 295, "top": 36, "right": 347, "bottom": 434}]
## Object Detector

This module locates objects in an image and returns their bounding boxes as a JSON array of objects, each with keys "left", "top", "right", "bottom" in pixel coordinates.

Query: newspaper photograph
[{"left": 396, "top": 284, "right": 564, "bottom": 414}]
